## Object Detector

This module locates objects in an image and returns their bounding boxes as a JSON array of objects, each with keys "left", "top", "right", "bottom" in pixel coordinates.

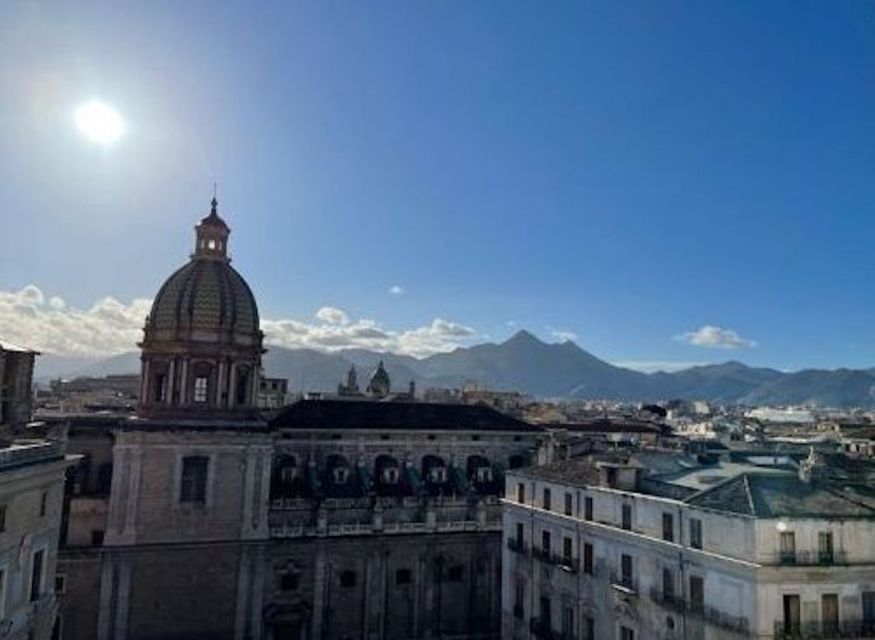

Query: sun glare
[{"left": 74, "top": 100, "right": 126, "bottom": 145}]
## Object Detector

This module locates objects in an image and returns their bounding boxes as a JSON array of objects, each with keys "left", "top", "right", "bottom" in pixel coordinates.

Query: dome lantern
[
  {"left": 137, "top": 195, "right": 264, "bottom": 422},
  {"left": 193, "top": 197, "right": 231, "bottom": 261}
]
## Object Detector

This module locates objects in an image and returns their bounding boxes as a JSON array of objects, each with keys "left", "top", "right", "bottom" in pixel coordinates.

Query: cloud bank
[
  {"left": 0, "top": 285, "right": 475, "bottom": 359},
  {"left": 678, "top": 325, "right": 756, "bottom": 349}
]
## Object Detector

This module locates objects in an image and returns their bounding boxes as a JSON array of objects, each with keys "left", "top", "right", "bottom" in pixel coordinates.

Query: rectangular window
[
  {"left": 562, "top": 536, "right": 573, "bottom": 561},
  {"left": 822, "top": 594, "right": 839, "bottom": 635},
  {"left": 564, "top": 492, "right": 573, "bottom": 516},
  {"left": 194, "top": 376, "right": 209, "bottom": 403},
  {"left": 862, "top": 591, "right": 875, "bottom": 632},
  {"left": 689, "top": 575, "right": 704, "bottom": 613},
  {"left": 0, "top": 569, "right": 5, "bottom": 619},
  {"left": 620, "top": 626, "right": 634, "bottom": 640},
  {"left": 539, "top": 596, "right": 551, "bottom": 629},
  {"left": 783, "top": 594, "right": 800, "bottom": 636},
  {"left": 0, "top": 505, "right": 6, "bottom": 532},
  {"left": 542, "top": 530, "right": 552, "bottom": 556},
  {"left": 621, "top": 503, "right": 632, "bottom": 530},
  {"left": 662, "top": 512, "right": 674, "bottom": 542},
  {"left": 780, "top": 531, "right": 796, "bottom": 564},
  {"left": 517, "top": 483, "right": 525, "bottom": 503},
  {"left": 583, "top": 616, "right": 594, "bottom": 640},
  {"left": 40, "top": 491, "right": 47, "bottom": 517},
  {"left": 543, "top": 488, "right": 551, "bottom": 510},
  {"left": 818, "top": 531, "right": 834, "bottom": 564},
  {"left": 583, "top": 542, "right": 594, "bottom": 575},
  {"left": 516, "top": 522, "right": 524, "bottom": 546},
  {"left": 54, "top": 574, "right": 67, "bottom": 594},
  {"left": 584, "top": 496, "right": 593, "bottom": 521},
  {"left": 30, "top": 549, "right": 44, "bottom": 602},
  {"left": 91, "top": 530, "right": 105, "bottom": 546},
  {"left": 514, "top": 581, "right": 525, "bottom": 615},
  {"left": 690, "top": 518, "right": 703, "bottom": 550},
  {"left": 562, "top": 606, "right": 574, "bottom": 638},
  {"left": 620, "top": 554, "right": 633, "bottom": 588},
  {"left": 662, "top": 567, "right": 675, "bottom": 600},
  {"left": 179, "top": 456, "right": 209, "bottom": 503}
]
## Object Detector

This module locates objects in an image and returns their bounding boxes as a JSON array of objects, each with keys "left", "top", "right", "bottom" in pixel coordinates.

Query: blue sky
[{"left": 1, "top": 1, "right": 873, "bottom": 370}]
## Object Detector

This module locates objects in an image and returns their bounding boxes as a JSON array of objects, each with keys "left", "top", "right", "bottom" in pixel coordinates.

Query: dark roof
[
  {"left": 553, "top": 419, "right": 666, "bottom": 434},
  {"left": 686, "top": 472, "right": 875, "bottom": 518},
  {"left": 512, "top": 458, "right": 603, "bottom": 487},
  {"left": 270, "top": 399, "right": 540, "bottom": 432}
]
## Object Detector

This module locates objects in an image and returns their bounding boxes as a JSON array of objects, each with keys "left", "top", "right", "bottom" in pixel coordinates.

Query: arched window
[
  {"left": 235, "top": 366, "right": 250, "bottom": 405},
  {"left": 153, "top": 373, "right": 167, "bottom": 402}
]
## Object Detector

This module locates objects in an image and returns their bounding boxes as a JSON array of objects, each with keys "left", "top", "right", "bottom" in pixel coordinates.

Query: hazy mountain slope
[
  {"left": 32, "top": 331, "right": 875, "bottom": 407},
  {"left": 740, "top": 369, "right": 875, "bottom": 408}
]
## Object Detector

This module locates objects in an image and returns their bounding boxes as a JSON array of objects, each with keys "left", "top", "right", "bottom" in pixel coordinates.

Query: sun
[{"left": 74, "top": 100, "right": 126, "bottom": 145}]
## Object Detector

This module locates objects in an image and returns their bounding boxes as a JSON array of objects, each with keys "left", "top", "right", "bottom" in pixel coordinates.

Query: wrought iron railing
[
  {"left": 649, "top": 588, "right": 749, "bottom": 633},
  {"left": 774, "top": 619, "right": 875, "bottom": 638},
  {"left": 772, "top": 550, "right": 848, "bottom": 566}
]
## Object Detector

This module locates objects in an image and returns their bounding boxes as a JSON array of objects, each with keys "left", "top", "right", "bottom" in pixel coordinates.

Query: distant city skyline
[{"left": 2, "top": 2, "right": 873, "bottom": 371}]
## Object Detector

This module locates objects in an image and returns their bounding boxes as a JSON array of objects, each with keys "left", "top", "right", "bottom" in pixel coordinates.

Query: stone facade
[
  {"left": 56, "top": 199, "right": 545, "bottom": 639},
  {"left": 0, "top": 341, "right": 37, "bottom": 432},
  {"left": 501, "top": 452, "right": 875, "bottom": 640},
  {"left": 0, "top": 440, "right": 78, "bottom": 640}
]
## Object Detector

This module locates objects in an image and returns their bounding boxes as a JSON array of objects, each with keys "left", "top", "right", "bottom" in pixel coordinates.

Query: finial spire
[{"left": 211, "top": 182, "right": 218, "bottom": 214}]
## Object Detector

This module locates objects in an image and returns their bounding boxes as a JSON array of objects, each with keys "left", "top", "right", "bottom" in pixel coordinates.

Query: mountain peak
[{"left": 505, "top": 329, "right": 543, "bottom": 345}]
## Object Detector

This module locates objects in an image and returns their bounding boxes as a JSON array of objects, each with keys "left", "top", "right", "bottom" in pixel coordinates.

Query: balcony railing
[
  {"left": 507, "top": 537, "right": 528, "bottom": 555},
  {"left": 531, "top": 548, "right": 579, "bottom": 573},
  {"left": 772, "top": 550, "right": 848, "bottom": 567},
  {"left": 649, "top": 589, "right": 749, "bottom": 634},
  {"left": 609, "top": 572, "right": 637, "bottom": 594},
  {"left": 774, "top": 619, "right": 875, "bottom": 638}
]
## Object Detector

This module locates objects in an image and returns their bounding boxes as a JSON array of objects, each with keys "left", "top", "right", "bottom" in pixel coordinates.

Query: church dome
[
  {"left": 143, "top": 197, "right": 260, "bottom": 344},
  {"left": 147, "top": 259, "right": 259, "bottom": 337},
  {"left": 137, "top": 195, "right": 264, "bottom": 421}
]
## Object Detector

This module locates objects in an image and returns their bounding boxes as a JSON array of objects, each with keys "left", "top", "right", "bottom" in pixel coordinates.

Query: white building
[{"left": 502, "top": 448, "right": 875, "bottom": 640}]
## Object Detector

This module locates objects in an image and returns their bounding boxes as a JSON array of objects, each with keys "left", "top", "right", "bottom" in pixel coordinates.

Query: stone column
[
  {"left": 216, "top": 360, "right": 226, "bottom": 407},
  {"left": 179, "top": 357, "right": 189, "bottom": 405},
  {"left": 228, "top": 363, "right": 238, "bottom": 408},
  {"left": 311, "top": 551, "right": 326, "bottom": 640},
  {"left": 140, "top": 359, "right": 150, "bottom": 405},
  {"left": 167, "top": 358, "right": 176, "bottom": 405}
]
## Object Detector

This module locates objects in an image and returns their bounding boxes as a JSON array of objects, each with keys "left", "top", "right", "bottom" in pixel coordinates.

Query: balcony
[
  {"left": 773, "top": 550, "right": 848, "bottom": 567},
  {"left": 774, "top": 619, "right": 875, "bottom": 638},
  {"left": 609, "top": 572, "right": 637, "bottom": 595},
  {"left": 507, "top": 537, "right": 528, "bottom": 555},
  {"left": 530, "top": 548, "right": 578, "bottom": 573},
  {"left": 649, "top": 589, "right": 749, "bottom": 634}
]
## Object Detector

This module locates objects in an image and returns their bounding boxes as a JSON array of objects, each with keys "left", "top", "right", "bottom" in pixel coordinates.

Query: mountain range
[{"left": 35, "top": 330, "right": 875, "bottom": 408}]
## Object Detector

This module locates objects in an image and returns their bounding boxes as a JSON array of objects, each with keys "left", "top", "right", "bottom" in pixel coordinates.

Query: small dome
[{"left": 147, "top": 259, "right": 259, "bottom": 337}]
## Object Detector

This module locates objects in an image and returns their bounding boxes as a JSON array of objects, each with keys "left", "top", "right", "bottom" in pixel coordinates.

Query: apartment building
[{"left": 502, "top": 448, "right": 875, "bottom": 640}]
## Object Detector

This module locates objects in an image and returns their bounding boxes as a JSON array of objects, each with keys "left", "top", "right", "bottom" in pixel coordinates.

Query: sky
[{"left": 1, "top": 1, "right": 873, "bottom": 371}]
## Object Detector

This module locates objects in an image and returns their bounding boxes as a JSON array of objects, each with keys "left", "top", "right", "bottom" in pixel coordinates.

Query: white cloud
[
  {"left": 389, "top": 285, "right": 404, "bottom": 296},
  {"left": 314, "top": 306, "right": 349, "bottom": 326},
  {"left": 551, "top": 329, "right": 578, "bottom": 343},
  {"left": 0, "top": 285, "right": 477, "bottom": 359},
  {"left": 678, "top": 325, "right": 756, "bottom": 349},
  {"left": 0, "top": 285, "right": 151, "bottom": 356}
]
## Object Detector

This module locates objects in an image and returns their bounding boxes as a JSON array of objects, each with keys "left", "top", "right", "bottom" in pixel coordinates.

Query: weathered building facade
[
  {"left": 502, "top": 449, "right": 875, "bottom": 640},
  {"left": 57, "top": 199, "right": 543, "bottom": 639}
]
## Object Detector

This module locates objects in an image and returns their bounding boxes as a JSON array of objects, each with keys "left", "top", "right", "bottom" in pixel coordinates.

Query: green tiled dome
[{"left": 147, "top": 258, "right": 259, "bottom": 336}]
